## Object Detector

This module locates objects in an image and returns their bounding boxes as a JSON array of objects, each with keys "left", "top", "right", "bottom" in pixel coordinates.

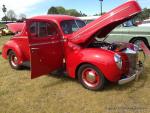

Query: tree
[
  {"left": 2, "top": 5, "right": 7, "bottom": 13},
  {"left": 134, "top": 8, "right": 150, "bottom": 21},
  {"left": 56, "top": 6, "right": 66, "bottom": 14},
  {"left": 19, "top": 13, "right": 26, "bottom": 21},
  {"left": 47, "top": 7, "right": 59, "bottom": 14},
  {"left": 66, "top": 9, "right": 81, "bottom": 17},
  {"left": 2, "top": 5, "right": 7, "bottom": 22},
  {"left": 1, "top": 16, "right": 9, "bottom": 21},
  {"left": 7, "top": 10, "right": 17, "bottom": 21},
  {"left": 93, "top": 12, "right": 106, "bottom": 16},
  {"left": 80, "top": 11, "right": 87, "bottom": 17},
  {"left": 47, "top": 6, "right": 84, "bottom": 17}
]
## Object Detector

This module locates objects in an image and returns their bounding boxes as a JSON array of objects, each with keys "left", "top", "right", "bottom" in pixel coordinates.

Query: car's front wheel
[
  {"left": 8, "top": 51, "right": 22, "bottom": 70},
  {"left": 77, "top": 64, "right": 106, "bottom": 91},
  {"left": 131, "top": 38, "right": 150, "bottom": 50}
]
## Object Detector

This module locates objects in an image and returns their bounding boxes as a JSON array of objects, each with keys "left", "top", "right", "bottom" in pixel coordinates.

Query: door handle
[
  {"left": 31, "top": 48, "right": 39, "bottom": 54},
  {"left": 31, "top": 48, "right": 39, "bottom": 50}
]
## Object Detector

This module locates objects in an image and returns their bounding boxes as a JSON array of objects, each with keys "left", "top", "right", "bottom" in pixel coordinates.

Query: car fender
[
  {"left": 66, "top": 48, "right": 123, "bottom": 82},
  {"left": 2, "top": 40, "right": 25, "bottom": 65}
]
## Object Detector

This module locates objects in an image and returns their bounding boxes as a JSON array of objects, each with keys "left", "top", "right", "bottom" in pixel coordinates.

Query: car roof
[{"left": 30, "top": 15, "right": 80, "bottom": 23}]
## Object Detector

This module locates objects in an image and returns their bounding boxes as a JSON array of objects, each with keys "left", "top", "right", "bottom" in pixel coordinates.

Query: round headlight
[{"left": 114, "top": 53, "right": 122, "bottom": 70}]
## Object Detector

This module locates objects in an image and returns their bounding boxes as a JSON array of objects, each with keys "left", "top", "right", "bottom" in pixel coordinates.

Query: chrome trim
[
  {"left": 30, "top": 42, "right": 51, "bottom": 46},
  {"left": 109, "top": 34, "right": 150, "bottom": 37},
  {"left": 31, "top": 48, "right": 39, "bottom": 50},
  {"left": 118, "top": 66, "right": 144, "bottom": 85},
  {"left": 29, "top": 40, "right": 64, "bottom": 46}
]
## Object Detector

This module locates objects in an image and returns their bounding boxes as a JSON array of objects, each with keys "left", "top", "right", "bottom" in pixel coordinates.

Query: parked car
[
  {"left": 2, "top": 1, "right": 143, "bottom": 91},
  {"left": 6, "top": 22, "right": 25, "bottom": 34},
  {"left": 0, "top": 23, "right": 25, "bottom": 36},
  {"left": 138, "top": 18, "right": 150, "bottom": 27},
  {"left": 106, "top": 21, "right": 150, "bottom": 50},
  {"left": 0, "top": 26, "right": 13, "bottom": 36}
]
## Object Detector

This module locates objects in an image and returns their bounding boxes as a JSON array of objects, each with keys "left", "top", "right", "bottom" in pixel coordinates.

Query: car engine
[
  {"left": 88, "top": 40, "right": 144, "bottom": 75},
  {"left": 88, "top": 41, "right": 126, "bottom": 52}
]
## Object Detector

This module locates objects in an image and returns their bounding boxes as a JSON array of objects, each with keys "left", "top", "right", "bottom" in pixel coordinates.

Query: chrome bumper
[{"left": 118, "top": 66, "right": 144, "bottom": 85}]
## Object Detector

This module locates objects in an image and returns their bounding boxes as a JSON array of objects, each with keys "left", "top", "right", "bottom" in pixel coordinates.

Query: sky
[{"left": 0, "top": 0, "right": 150, "bottom": 19}]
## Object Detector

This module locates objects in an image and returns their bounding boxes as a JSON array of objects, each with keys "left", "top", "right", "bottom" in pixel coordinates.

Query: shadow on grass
[
  {"left": 15, "top": 66, "right": 75, "bottom": 88},
  {"left": 41, "top": 66, "right": 149, "bottom": 90},
  {"left": 42, "top": 70, "right": 77, "bottom": 88},
  {"left": 16, "top": 63, "right": 149, "bottom": 91},
  {"left": 0, "top": 51, "right": 1, "bottom": 55},
  {"left": 19, "top": 66, "right": 30, "bottom": 71},
  {"left": 43, "top": 69, "right": 148, "bottom": 91}
]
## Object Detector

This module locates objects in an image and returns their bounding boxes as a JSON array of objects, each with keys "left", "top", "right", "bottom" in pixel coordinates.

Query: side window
[
  {"left": 29, "top": 21, "right": 57, "bottom": 38},
  {"left": 30, "top": 22, "right": 37, "bottom": 35},
  {"left": 38, "top": 22, "right": 47, "bottom": 37},
  {"left": 47, "top": 23, "right": 57, "bottom": 36}
]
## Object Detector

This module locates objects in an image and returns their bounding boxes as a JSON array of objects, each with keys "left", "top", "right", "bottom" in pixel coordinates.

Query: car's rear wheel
[
  {"left": 8, "top": 51, "right": 22, "bottom": 70},
  {"left": 77, "top": 64, "right": 106, "bottom": 91}
]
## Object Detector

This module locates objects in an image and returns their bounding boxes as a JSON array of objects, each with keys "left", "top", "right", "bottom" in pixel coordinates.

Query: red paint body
[{"left": 2, "top": 1, "right": 141, "bottom": 82}]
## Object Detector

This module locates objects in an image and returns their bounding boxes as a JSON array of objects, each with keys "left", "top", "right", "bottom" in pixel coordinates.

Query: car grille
[
  {"left": 126, "top": 53, "right": 138, "bottom": 74},
  {"left": 120, "top": 53, "right": 129, "bottom": 74}
]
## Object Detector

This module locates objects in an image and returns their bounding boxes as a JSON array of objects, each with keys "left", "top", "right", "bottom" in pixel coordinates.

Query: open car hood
[
  {"left": 70, "top": 0, "right": 141, "bottom": 44},
  {"left": 6, "top": 22, "right": 25, "bottom": 33}
]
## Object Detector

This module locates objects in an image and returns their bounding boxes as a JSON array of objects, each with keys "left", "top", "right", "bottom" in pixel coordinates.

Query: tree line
[
  {"left": 47, "top": 6, "right": 150, "bottom": 21},
  {"left": 1, "top": 9, "right": 26, "bottom": 22},
  {"left": 1, "top": 6, "right": 150, "bottom": 22},
  {"left": 47, "top": 6, "right": 87, "bottom": 17},
  {"left": 134, "top": 8, "right": 150, "bottom": 21}
]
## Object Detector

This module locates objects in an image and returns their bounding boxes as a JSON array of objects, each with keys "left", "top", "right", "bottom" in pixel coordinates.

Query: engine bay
[{"left": 88, "top": 40, "right": 127, "bottom": 52}]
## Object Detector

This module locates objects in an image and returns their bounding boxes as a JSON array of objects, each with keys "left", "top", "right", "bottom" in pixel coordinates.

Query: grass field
[
  {"left": 0, "top": 23, "right": 5, "bottom": 28},
  {"left": 0, "top": 36, "right": 150, "bottom": 113}
]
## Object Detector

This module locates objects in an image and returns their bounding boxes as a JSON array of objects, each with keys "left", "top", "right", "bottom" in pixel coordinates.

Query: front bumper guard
[{"left": 118, "top": 66, "right": 144, "bottom": 85}]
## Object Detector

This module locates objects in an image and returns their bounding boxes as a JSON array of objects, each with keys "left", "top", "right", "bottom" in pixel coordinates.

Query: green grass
[
  {"left": 0, "top": 23, "right": 5, "bottom": 28},
  {"left": 0, "top": 36, "right": 150, "bottom": 113},
  {"left": 0, "top": 36, "right": 11, "bottom": 51}
]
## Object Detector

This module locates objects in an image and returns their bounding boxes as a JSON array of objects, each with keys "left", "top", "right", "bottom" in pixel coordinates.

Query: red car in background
[
  {"left": 0, "top": 23, "right": 25, "bottom": 36},
  {"left": 6, "top": 22, "right": 25, "bottom": 34},
  {"left": 2, "top": 1, "right": 144, "bottom": 90}
]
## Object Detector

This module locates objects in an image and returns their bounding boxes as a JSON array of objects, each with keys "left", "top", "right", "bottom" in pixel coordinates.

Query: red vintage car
[
  {"left": 6, "top": 22, "right": 25, "bottom": 34},
  {"left": 2, "top": 1, "right": 144, "bottom": 90}
]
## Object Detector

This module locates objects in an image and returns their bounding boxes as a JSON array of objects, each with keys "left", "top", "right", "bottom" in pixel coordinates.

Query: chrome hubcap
[
  {"left": 14, "top": 56, "right": 18, "bottom": 62},
  {"left": 82, "top": 68, "right": 100, "bottom": 88},
  {"left": 134, "top": 40, "right": 143, "bottom": 50},
  {"left": 11, "top": 55, "right": 18, "bottom": 67},
  {"left": 86, "top": 71, "right": 96, "bottom": 83}
]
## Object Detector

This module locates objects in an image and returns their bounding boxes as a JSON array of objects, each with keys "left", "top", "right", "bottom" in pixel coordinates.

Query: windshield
[{"left": 60, "top": 20, "right": 86, "bottom": 34}]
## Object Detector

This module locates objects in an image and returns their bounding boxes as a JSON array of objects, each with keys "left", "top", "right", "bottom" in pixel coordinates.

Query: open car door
[{"left": 26, "top": 19, "right": 64, "bottom": 79}]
